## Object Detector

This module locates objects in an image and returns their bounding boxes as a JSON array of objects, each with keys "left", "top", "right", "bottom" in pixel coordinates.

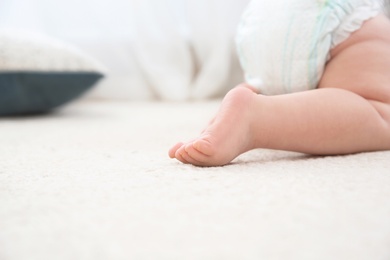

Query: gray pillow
[{"left": 0, "top": 30, "right": 105, "bottom": 116}]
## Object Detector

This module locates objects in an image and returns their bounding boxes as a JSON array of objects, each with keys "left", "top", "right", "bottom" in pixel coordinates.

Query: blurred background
[{"left": 0, "top": 0, "right": 250, "bottom": 101}]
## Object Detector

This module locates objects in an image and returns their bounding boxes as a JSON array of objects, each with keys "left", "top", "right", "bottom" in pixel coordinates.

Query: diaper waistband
[{"left": 329, "top": 0, "right": 382, "bottom": 48}]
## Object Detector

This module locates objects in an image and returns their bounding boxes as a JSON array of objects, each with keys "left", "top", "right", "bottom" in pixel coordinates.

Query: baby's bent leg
[
  {"left": 169, "top": 15, "right": 390, "bottom": 166},
  {"left": 169, "top": 83, "right": 390, "bottom": 166},
  {"left": 252, "top": 15, "right": 390, "bottom": 155}
]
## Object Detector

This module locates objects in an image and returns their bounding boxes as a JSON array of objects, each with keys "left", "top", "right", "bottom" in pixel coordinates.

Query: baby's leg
[
  {"left": 169, "top": 85, "right": 390, "bottom": 166},
  {"left": 169, "top": 15, "right": 390, "bottom": 166}
]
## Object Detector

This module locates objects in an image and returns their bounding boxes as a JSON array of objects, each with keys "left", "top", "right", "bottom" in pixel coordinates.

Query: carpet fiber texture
[{"left": 1, "top": 100, "right": 390, "bottom": 260}]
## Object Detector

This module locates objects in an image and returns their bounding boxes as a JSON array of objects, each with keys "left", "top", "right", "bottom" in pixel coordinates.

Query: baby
[{"left": 169, "top": 0, "right": 390, "bottom": 166}]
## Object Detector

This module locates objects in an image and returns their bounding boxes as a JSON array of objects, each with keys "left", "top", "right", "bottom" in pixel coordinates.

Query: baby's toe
[
  {"left": 169, "top": 142, "right": 184, "bottom": 158},
  {"left": 185, "top": 143, "right": 209, "bottom": 163},
  {"left": 175, "top": 148, "right": 190, "bottom": 164}
]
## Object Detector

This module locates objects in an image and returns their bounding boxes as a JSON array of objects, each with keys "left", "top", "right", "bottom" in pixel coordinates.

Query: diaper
[{"left": 236, "top": 0, "right": 383, "bottom": 95}]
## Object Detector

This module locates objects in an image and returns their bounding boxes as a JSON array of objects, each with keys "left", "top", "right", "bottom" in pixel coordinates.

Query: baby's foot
[{"left": 169, "top": 86, "right": 258, "bottom": 166}]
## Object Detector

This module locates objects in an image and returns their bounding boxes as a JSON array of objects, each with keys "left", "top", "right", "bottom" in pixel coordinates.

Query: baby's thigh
[{"left": 318, "top": 15, "right": 390, "bottom": 103}]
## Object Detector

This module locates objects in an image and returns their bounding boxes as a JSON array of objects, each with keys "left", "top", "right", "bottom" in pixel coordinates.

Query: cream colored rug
[{"left": 1, "top": 100, "right": 390, "bottom": 260}]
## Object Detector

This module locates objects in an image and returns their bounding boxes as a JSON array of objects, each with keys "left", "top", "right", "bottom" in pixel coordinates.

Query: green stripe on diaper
[
  {"left": 308, "top": 0, "right": 332, "bottom": 89},
  {"left": 283, "top": 14, "right": 295, "bottom": 93},
  {"left": 308, "top": 0, "right": 353, "bottom": 89}
]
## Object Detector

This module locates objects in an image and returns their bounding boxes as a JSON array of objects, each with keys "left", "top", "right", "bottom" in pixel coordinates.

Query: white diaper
[{"left": 236, "top": 0, "right": 383, "bottom": 95}]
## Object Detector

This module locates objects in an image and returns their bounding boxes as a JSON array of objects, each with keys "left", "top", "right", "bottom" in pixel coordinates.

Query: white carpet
[{"left": 1, "top": 100, "right": 390, "bottom": 260}]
